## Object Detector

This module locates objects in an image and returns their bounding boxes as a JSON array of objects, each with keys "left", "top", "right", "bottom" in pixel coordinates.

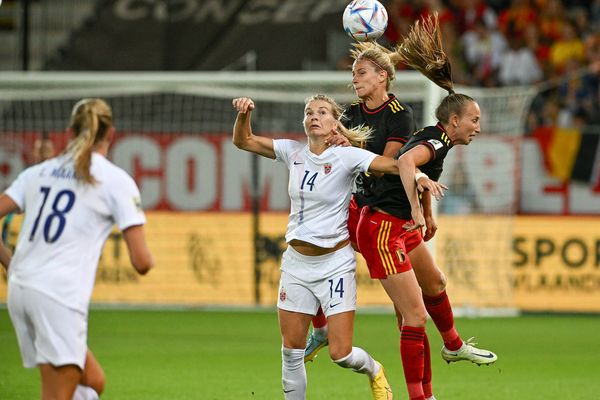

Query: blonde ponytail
[{"left": 66, "top": 98, "right": 113, "bottom": 184}]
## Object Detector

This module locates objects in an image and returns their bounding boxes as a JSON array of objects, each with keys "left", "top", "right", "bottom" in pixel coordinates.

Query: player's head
[
  {"left": 437, "top": 96, "right": 480, "bottom": 145},
  {"left": 350, "top": 42, "right": 398, "bottom": 93},
  {"left": 398, "top": 13, "right": 480, "bottom": 145},
  {"left": 32, "top": 133, "right": 55, "bottom": 164},
  {"left": 304, "top": 94, "right": 371, "bottom": 146},
  {"left": 66, "top": 98, "right": 114, "bottom": 184}
]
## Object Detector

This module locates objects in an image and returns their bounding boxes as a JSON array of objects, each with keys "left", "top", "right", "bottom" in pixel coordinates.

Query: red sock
[
  {"left": 423, "top": 290, "right": 462, "bottom": 351},
  {"left": 400, "top": 325, "right": 426, "bottom": 400},
  {"left": 312, "top": 307, "right": 327, "bottom": 328},
  {"left": 422, "top": 333, "right": 432, "bottom": 398}
]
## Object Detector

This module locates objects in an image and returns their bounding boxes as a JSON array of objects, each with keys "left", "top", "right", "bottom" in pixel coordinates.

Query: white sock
[
  {"left": 313, "top": 326, "right": 328, "bottom": 340},
  {"left": 333, "top": 347, "right": 379, "bottom": 379},
  {"left": 72, "top": 385, "right": 99, "bottom": 400},
  {"left": 282, "top": 347, "right": 306, "bottom": 399}
]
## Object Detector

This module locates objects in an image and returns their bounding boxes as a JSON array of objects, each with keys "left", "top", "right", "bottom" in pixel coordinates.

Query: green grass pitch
[{"left": 1, "top": 309, "right": 599, "bottom": 399}]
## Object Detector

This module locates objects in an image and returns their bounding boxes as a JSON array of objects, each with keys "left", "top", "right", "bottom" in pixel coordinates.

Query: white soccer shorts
[
  {"left": 277, "top": 244, "right": 357, "bottom": 317},
  {"left": 8, "top": 281, "right": 88, "bottom": 369}
]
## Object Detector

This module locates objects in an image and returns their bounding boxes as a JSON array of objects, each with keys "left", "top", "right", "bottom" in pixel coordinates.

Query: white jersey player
[
  {"left": 0, "top": 98, "right": 153, "bottom": 400},
  {"left": 232, "top": 94, "right": 399, "bottom": 400}
]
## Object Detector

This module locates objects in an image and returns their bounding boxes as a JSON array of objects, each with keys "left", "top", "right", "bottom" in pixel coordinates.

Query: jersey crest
[{"left": 324, "top": 162, "right": 332, "bottom": 175}]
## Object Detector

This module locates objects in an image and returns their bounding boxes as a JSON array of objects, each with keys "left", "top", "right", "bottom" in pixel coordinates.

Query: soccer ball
[{"left": 342, "top": 0, "right": 388, "bottom": 42}]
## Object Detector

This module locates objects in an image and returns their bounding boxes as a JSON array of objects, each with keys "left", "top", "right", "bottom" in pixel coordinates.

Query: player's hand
[
  {"left": 423, "top": 214, "right": 438, "bottom": 241},
  {"left": 325, "top": 126, "right": 351, "bottom": 147},
  {"left": 403, "top": 209, "right": 425, "bottom": 233},
  {"left": 417, "top": 176, "right": 448, "bottom": 201},
  {"left": 232, "top": 97, "right": 255, "bottom": 114}
]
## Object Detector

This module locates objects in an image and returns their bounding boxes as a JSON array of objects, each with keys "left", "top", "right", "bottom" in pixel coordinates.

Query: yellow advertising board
[
  {"left": 511, "top": 216, "right": 600, "bottom": 312},
  {"left": 1, "top": 213, "right": 599, "bottom": 312},
  {"left": 434, "top": 215, "right": 515, "bottom": 310}
]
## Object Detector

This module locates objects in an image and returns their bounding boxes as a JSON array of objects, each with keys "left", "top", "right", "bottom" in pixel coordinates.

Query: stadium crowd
[{"left": 379, "top": 0, "right": 600, "bottom": 133}]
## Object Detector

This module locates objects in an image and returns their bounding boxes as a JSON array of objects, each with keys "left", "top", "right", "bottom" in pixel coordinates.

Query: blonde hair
[
  {"left": 396, "top": 13, "right": 475, "bottom": 123},
  {"left": 305, "top": 94, "right": 372, "bottom": 147},
  {"left": 350, "top": 41, "right": 404, "bottom": 91},
  {"left": 66, "top": 98, "right": 113, "bottom": 184}
]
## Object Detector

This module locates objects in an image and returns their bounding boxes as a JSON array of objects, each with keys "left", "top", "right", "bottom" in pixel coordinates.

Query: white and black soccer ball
[{"left": 342, "top": 0, "right": 388, "bottom": 42}]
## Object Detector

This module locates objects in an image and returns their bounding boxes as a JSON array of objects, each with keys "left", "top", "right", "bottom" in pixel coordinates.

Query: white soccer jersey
[
  {"left": 273, "top": 139, "right": 377, "bottom": 248},
  {"left": 5, "top": 153, "right": 145, "bottom": 314}
]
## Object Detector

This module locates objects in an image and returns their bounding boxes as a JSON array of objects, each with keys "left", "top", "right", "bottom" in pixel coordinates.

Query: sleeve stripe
[{"left": 387, "top": 136, "right": 408, "bottom": 143}]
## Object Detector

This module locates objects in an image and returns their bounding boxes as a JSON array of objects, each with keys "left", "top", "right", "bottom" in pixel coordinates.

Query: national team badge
[
  {"left": 395, "top": 248, "right": 407, "bottom": 263},
  {"left": 279, "top": 288, "right": 287, "bottom": 302},
  {"left": 324, "top": 163, "right": 332, "bottom": 174}
]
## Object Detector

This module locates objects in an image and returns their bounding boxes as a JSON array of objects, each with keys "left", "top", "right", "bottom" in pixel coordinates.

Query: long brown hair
[
  {"left": 396, "top": 13, "right": 475, "bottom": 123},
  {"left": 66, "top": 98, "right": 113, "bottom": 184}
]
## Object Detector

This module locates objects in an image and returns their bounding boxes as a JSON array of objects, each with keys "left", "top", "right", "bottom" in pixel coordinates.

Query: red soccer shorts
[
  {"left": 347, "top": 196, "right": 361, "bottom": 249},
  {"left": 356, "top": 206, "right": 423, "bottom": 279}
]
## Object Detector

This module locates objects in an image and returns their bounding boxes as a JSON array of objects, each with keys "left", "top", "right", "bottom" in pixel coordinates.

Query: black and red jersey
[
  {"left": 366, "top": 123, "right": 454, "bottom": 219},
  {"left": 342, "top": 94, "right": 416, "bottom": 205}
]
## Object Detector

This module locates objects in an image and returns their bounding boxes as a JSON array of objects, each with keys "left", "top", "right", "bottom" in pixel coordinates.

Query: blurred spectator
[
  {"left": 523, "top": 24, "right": 551, "bottom": 72},
  {"left": 498, "top": 0, "right": 538, "bottom": 38},
  {"left": 498, "top": 34, "right": 543, "bottom": 86},
  {"left": 592, "top": 0, "right": 600, "bottom": 30},
  {"left": 549, "top": 20, "right": 585, "bottom": 74},
  {"left": 462, "top": 19, "right": 507, "bottom": 86},
  {"left": 538, "top": 0, "right": 566, "bottom": 42},
  {"left": 570, "top": 7, "right": 593, "bottom": 40},
  {"left": 455, "top": 0, "right": 497, "bottom": 34}
]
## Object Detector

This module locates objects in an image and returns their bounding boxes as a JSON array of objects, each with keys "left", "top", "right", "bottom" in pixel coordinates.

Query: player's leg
[
  {"left": 39, "top": 363, "right": 81, "bottom": 400},
  {"left": 73, "top": 349, "right": 104, "bottom": 399},
  {"left": 305, "top": 198, "right": 362, "bottom": 362},
  {"left": 380, "top": 271, "right": 428, "bottom": 400},
  {"left": 422, "top": 333, "right": 433, "bottom": 399},
  {"left": 394, "top": 305, "right": 433, "bottom": 400},
  {"left": 408, "top": 242, "right": 497, "bottom": 365},
  {"left": 9, "top": 282, "right": 95, "bottom": 400},
  {"left": 277, "top": 258, "right": 319, "bottom": 400},
  {"left": 356, "top": 209, "right": 427, "bottom": 399},
  {"left": 327, "top": 311, "right": 392, "bottom": 399},
  {"left": 279, "top": 308, "right": 313, "bottom": 400}
]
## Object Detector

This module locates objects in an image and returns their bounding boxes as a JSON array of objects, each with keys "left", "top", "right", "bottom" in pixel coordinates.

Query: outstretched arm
[{"left": 232, "top": 97, "right": 276, "bottom": 159}]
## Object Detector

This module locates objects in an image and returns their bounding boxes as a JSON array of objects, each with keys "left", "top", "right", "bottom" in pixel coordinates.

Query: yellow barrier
[{"left": 1, "top": 213, "right": 599, "bottom": 312}]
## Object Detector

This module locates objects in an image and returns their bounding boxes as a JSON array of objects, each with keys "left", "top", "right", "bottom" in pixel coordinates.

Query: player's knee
[
  {"left": 422, "top": 271, "right": 447, "bottom": 296},
  {"left": 404, "top": 308, "right": 428, "bottom": 328},
  {"left": 328, "top": 343, "right": 352, "bottom": 361},
  {"left": 86, "top": 370, "right": 105, "bottom": 395},
  {"left": 81, "top": 364, "right": 105, "bottom": 395}
]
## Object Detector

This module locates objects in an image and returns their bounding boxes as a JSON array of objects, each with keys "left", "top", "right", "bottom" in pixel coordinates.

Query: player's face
[
  {"left": 352, "top": 59, "right": 385, "bottom": 99},
  {"left": 303, "top": 100, "right": 337, "bottom": 138},
  {"left": 454, "top": 101, "right": 481, "bottom": 145}
]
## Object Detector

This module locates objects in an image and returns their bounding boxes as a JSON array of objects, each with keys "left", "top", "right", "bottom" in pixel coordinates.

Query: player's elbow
[
  {"left": 397, "top": 154, "right": 415, "bottom": 172},
  {"left": 232, "top": 136, "right": 245, "bottom": 149},
  {"left": 131, "top": 251, "right": 154, "bottom": 275}
]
